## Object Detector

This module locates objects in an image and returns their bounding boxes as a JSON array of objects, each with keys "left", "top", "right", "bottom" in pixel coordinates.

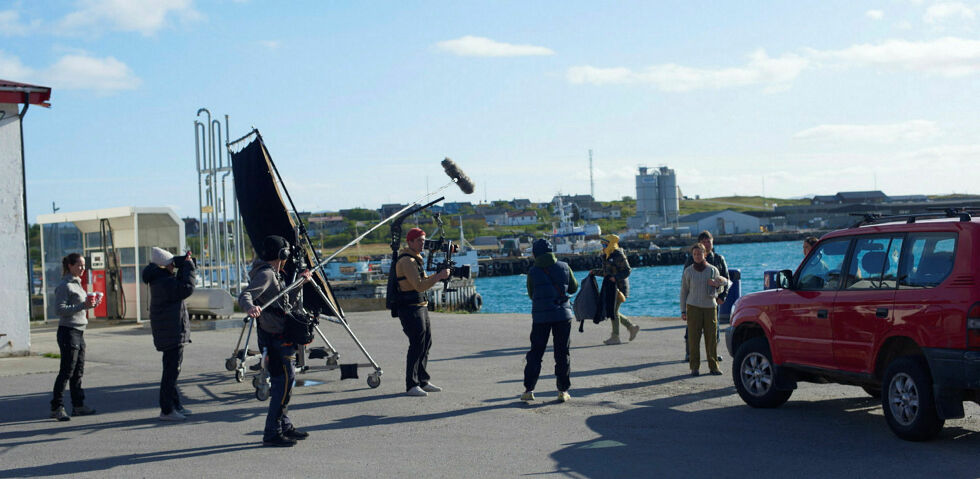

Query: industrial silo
[{"left": 657, "top": 166, "right": 679, "bottom": 224}]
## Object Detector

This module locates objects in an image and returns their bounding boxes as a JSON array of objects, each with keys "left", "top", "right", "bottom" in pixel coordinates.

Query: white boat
[{"left": 548, "top": 196, "right": 603, "bottom": 255}]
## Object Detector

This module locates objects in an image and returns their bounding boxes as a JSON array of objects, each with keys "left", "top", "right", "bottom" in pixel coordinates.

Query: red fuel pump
[{"left": 87, "top": 252, "right": 109, "bottom": 318}]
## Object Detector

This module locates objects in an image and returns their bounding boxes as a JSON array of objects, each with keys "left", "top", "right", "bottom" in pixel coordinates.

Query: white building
[
  {"left": 506, "top": 210, "right": 538, "bottom": 226},
  {"left": 0, "top": 79, "right": 51, "bottom": 356},
  {"left": 677, "top": 209, "right": 761, "bottom": 237}
]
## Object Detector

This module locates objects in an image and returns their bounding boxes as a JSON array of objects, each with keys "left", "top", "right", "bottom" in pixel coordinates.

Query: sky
[{"left": 3, "top": 0, "right": 980, "bottom": 222}]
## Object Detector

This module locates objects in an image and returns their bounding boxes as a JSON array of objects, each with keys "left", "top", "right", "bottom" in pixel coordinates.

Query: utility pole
[{"left": 589, "top": 149, "right": 594, "bottom": 199}]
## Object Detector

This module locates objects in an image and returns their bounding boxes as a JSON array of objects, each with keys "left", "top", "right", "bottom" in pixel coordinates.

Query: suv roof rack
[{"left": 849, "top": 207, "right": 980, "bottom": 228}]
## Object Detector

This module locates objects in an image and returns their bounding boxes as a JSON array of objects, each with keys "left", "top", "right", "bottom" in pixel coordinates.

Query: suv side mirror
[{"left": 777, "top": 269, "right": 795, "bottom": 289}]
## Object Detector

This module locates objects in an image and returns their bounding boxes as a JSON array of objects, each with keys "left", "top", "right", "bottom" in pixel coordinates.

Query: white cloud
[
  {"left": 0, "top": 9, "right": 41, "bottom": 36},
  {"left": 810, "top": 37, "right": 980, "bottom": 77},
  {"left": 259, "top": 40, "right": 280, "bottom": 50},
  {"left": 58, "top": 0, "right": 202, "bottom": 36},
  {"left": 0, "top": 50, "right": 35, "bottom": 79},
  {"left": 865, "top": 9, "right": 884, "bottom": 20},
  {"left": 436, "top": 36, "right": 555, "bottom": 57},
  {"left": 0, "top": 51, "right": 140, "bottom": 93},
  {"left": 924, "top": 2, "right": 976, "bottom": 24},
  {"left": 40, "top": 54, "right": 140, "bottom": 92},
  {"left": 793, "top": 120, "right": 942, "bottom": 143},
  {"left": 567, "top": 49, "right": 809, "bottom": 92}
]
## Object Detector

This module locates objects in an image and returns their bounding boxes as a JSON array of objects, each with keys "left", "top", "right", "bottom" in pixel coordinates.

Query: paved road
[{"left": 1, "top": 312, "right": 978, "bottom": 478}]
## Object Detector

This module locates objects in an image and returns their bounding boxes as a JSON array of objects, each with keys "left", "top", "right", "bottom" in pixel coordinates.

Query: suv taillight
[{"left": 969, "top": 303, "right": 980, "bottom": 349}]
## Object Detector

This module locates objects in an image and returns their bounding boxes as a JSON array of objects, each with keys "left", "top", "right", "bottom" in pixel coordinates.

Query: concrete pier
[{"left": 1, "top": 313, "right": 977, "bottom": 478}]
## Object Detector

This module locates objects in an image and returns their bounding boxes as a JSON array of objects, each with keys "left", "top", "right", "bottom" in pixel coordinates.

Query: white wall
[{"left": 0, "top": 103, "right": 31, "bottom": 356}]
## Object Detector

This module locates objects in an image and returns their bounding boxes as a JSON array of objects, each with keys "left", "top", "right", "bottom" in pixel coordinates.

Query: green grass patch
[{"left": 42, "top": 352, "right": 60, "bottom": 359}]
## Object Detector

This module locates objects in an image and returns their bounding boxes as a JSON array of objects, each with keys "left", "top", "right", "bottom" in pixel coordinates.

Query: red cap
[{"left": 406, "top": 228, "right": 425, "bottom": 242}]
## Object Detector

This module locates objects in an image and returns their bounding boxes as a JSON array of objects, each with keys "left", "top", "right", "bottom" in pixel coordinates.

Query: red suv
[{"left": 726, "top": 210, "right": 980, "bottom": 441}]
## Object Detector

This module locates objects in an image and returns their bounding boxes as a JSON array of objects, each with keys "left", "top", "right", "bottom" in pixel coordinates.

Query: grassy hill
[{"left": 679, "top": 195, "right": 810, "bottom": 215}]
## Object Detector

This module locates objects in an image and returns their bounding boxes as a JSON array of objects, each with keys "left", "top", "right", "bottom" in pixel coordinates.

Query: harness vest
[{"left": 395, "top": 253, "right": 427, "bottom": 306}]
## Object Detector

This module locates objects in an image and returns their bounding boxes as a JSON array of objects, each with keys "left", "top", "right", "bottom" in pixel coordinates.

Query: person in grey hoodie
[
  {"left": 522, "top": 239, "right": 578, "bottom": 403},
  {"left": 238, "top": 235, "right": 312, "bottom": 447},
  {"left": 49, "top": 253, "right": 100, "bottom": 421},
  {"left": 141, "top": 247, "right": 196, "bottom": 422}
]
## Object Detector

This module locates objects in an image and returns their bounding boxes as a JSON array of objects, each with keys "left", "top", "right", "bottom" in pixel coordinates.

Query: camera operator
[
  {"left": 238, "top": 235, "right": 312, "bottom": 447},
  {"left": 141, "top": 247, "right": 196, "bottom": 422},
  {"left": 394, "top": 227, "right": 450, "bottom": 397}
]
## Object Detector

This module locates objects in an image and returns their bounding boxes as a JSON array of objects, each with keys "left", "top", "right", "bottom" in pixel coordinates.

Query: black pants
[
  {"left": 398, "top": 305, "right": 432, "bottom": 391},
  {"left": 523, "top": 320, "right": 571, "bottom": 392},
  {"left": 259, "top": 328, "right": 296, "bottom": 440},
  {"left": 51, "top": 326, "right": 85, "bottom": 410},
  {"left": 160, "top": 346, "right": 184, "bottom": 414}
]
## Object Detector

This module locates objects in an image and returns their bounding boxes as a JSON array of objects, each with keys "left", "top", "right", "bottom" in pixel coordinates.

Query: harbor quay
[{"left": 1, "top": 312, "right": 978, "bottom": 478}]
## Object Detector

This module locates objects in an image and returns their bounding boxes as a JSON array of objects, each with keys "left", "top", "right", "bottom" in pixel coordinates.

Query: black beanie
[{"left": 261, "top": 235, "right": 289, "bottom": 261}]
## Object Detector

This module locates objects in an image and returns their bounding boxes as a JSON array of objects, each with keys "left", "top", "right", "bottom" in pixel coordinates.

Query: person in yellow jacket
[{"left": 595, "top": 234, "right": 639, "bottom": 345}]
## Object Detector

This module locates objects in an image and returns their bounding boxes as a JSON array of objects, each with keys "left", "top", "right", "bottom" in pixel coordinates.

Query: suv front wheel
[
  {"left": 881, "top": 356, "right": 944, "bottom": 441},
  {"left": 733, "top": 337, "right": 792, "bottom": 408}
]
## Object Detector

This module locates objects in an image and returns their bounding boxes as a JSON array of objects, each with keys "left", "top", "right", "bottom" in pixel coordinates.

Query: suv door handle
[
  {"left": 817, "top": 309, "right": 828, "bottom": 319},
  {"left": 876, "top": 308, "right": 889, "bottom": 318}
]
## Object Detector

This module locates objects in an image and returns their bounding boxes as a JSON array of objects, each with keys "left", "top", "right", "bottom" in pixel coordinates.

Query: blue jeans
[{"left": 258, "top": 328, "right": 296, "bottom": 440}]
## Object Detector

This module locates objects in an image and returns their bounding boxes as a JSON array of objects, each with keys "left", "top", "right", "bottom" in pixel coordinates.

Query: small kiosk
[{"left": 37, "top": 207, "right": 184, "bottom": 322}]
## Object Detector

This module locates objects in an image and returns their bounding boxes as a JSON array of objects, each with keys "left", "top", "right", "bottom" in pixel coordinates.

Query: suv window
[
  {"left": 797, "top": 238, "right": 849, "bottom": 290},
  {"left": 900, "top": 233, "right": 957, "bottom": 288},
  {"left": 845, "top": 235, "right": 904, "bottom": 289}
]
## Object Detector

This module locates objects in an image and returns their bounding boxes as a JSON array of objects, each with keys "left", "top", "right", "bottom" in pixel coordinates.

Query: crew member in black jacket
[{"left": 141, "top": 247, "right": 196, "bottom": 422}]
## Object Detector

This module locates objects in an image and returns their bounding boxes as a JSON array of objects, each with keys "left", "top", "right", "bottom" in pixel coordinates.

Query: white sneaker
[
  {"left": 603, "top": 335, "right": 622, "bottom": 345},
  {"left": 405, "top": 386, "right": 428, "bottom": 397},
  {"left": 159, "top": 411, "right": 186, "bottom": 421},
  {"left": 176, "top": 407, "right": 192, "bottom": 415},
  {"left": 557, "top": 391, "right": 571, "bottom": 403},
  {"left": 421, "top": 383, "right": 442, "bottom": 393}
]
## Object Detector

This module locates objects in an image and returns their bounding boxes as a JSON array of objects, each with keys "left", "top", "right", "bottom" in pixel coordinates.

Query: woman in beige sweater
[{"left": 680, "top": 243, "right": 730, "bottom": 376}]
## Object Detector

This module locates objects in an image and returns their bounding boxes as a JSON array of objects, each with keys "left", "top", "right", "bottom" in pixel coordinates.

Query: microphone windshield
[{"left": 442, "top": 158, "right": 475, "bottom": 194}]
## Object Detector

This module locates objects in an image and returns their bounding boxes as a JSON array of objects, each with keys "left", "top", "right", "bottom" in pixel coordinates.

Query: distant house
[
  {"left": 379, "top": 203, "right": 408, "bottom": 218},
  {"left": 585, "top": 207, "right": 621, "bottom": 220},
  {"left": 886, "top": 195, "right": 930, "bottom": 203},
  {"left": 837, "top": 191, "right": 887, "bottom": 204},
  {"left": 443, "top": 202, "right": 473, "bottom": 214},
  {"left": 483, "top": 208, "right": 508, "bottom": 226},
  {"left": 509, "top": 198, "right": 532, "bottom": 209},
  {"left": 307, "top": 215, "right": 347, "bottom": 235},
  {"left": 813, "top": 191, "right": 887, "bottom": 205},
  {"left": 811, "top": 195, "right": 839, "bottom": 205},
  {"left": 506, "top": 210, "right": 538, "bottom": 226},
  {"left": 677, "top": 209, "right": 760, "bottom": 236}
]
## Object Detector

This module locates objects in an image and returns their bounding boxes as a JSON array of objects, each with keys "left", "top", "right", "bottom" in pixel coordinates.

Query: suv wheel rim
[
  {"left": 741, "top": 352, "right": 773, "bottom": 396},
  {"left": 887, "top": 372, "right": 919, "bottom": 426}
]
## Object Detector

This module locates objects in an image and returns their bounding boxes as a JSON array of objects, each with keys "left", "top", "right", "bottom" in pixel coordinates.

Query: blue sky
[{"left": 3, "top": 0, "right": 979, "bottom": 222}]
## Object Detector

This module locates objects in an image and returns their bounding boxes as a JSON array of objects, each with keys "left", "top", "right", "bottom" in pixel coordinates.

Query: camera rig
[{"left": 423, "top": 212, "right": 471, "bottom": 288}]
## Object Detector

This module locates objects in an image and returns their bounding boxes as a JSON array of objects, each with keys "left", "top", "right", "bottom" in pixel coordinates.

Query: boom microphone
[{"left": 442, "top": 157, "right": 475, "bottom": 194}]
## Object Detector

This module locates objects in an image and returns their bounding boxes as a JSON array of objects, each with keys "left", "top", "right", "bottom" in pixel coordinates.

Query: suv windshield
[{"left": 797, "top": 238, "right": 849, "bottom": 290}]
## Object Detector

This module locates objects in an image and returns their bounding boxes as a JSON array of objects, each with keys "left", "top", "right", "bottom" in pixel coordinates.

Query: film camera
[{"left": 423, "top": 238, "right": 471, "bottom": 279}]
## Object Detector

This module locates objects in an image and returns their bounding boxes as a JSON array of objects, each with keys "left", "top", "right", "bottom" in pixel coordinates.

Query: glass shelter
[{"left": 37, "top": 207, "right": 184, "bottom": 322}]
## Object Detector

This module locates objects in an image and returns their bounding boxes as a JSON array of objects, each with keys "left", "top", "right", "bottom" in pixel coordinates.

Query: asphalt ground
[{"left": 1, "top": 312, "right": 978, "bottom": 479}]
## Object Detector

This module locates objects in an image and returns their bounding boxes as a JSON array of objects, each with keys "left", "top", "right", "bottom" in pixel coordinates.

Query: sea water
[{"left": 474, "top": 240, "right": 804, "bottom": 316}]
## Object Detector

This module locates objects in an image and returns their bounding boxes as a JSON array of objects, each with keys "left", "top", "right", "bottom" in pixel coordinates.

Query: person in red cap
[{"left": 394, "top": 227, "right": 450, "bottom": 397}]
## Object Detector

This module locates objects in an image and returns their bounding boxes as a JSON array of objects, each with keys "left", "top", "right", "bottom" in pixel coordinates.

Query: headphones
[{"left": 263, "top": 235, "right": 291, "bottom": 261}]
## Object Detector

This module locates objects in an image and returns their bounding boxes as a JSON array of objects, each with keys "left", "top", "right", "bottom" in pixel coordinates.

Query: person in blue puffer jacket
[{"left": 522, "top": 239, "right": 578, "bottom": 403}]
